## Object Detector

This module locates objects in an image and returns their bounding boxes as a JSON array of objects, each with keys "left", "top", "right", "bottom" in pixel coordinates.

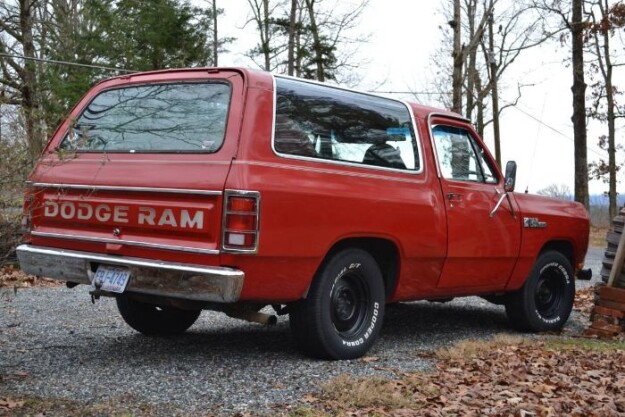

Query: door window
[{"left": 432, "top": 125, "right": 497, "bottom": 184}]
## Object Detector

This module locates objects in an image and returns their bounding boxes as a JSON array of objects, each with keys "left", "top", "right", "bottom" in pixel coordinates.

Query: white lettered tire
[
  {"left": 505, "top": 251, "right": 575, "bottom": 332},
  {"left": 289, "top": 248, "right": 386, "bottom": 360}
]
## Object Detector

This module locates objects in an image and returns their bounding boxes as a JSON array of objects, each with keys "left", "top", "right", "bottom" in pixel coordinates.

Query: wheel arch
[
  {"left": 539, "top": 240, "right": 575, "bottom": 267},
  {"left": 307, "top": 237, "right": 400, "bottom": 301}
]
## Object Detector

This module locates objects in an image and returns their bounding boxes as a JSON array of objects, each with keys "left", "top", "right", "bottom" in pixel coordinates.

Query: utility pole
[{"left": 488, "top": 11, "right": 501, "bottom": 168}]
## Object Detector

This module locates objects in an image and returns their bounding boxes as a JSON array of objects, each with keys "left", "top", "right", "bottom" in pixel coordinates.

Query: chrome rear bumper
[{"left": 16, "top": 244, "right": 244, "bottom": 303}]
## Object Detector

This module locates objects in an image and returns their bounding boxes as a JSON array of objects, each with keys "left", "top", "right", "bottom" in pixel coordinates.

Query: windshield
[{"left": 60, "top": 82, "right": 231, "bottom": 153}]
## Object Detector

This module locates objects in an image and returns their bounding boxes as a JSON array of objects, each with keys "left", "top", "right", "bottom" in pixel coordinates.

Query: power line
[
  {"left": 0, "top": 53, "right": 135, "bottom": 73},
  {"left": 367, "top": 90, "right": 446, "bottom": 95},
  {"left": 0, "top": 52, "right": 615, "bottom": 160},
  {"left": 508, "top": 103, "right": 606, "bottom": 158}
]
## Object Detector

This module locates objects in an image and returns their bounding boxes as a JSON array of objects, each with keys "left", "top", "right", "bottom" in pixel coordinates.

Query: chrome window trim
[
  {"left": 270, "top": 75, "right": 424, "bottom": 175},
  {"left": 31, "top": 231, "right": 220, "bottom": 255},
  {"left": 29, "top": 182, "right": 222, "bottom": 196},
  {"left": 221, "top": 189, "right": 261, "bottom": 254},
  {"left": 427, "top": 113, "right": 500, "bottom": 184},
  {"left": 427, "top": 112, "right": 470, "bottom": 179}
]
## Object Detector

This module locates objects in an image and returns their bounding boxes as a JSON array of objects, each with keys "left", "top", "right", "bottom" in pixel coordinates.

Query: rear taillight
[{"left": 222, "top": 190, "right": 260, "bottom": 252}]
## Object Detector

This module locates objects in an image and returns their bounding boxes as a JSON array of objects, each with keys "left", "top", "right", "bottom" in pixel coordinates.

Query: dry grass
[
  {"left": 434, "top": 334, "right": 527, "bottom": 361},
  {"left": 318, "top": 374, "right": 420, "bottom": 410},
  {"left": 589, "top": 226, "right": 609, "bottom": 248}
]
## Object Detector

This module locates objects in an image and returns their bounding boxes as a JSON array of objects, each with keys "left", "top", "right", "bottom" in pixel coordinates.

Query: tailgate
[{"left": 28, "top": 178, "right": 225, "bottom": 256}]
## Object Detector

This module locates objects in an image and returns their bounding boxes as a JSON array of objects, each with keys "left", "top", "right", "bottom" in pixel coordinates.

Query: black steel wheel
[
  {"left": 505, "top": 251, "right": 575, "bottom": 332},
  {"left": 289, "top": 248, "right": 386, "bottom": 360},
  {"left": 330, "top": 271, "right": 370, "bottom": 337},
  {"left": 116, "top": 295, "right": 201, "bottom": 336}
]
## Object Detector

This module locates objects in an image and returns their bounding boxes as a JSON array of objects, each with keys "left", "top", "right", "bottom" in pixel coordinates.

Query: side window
[
  {"left": 274, "top": 78, "right": 419, "bottom": 171},
  {"left": 432, "top": 125, "right": 497, "bottom": 184}
]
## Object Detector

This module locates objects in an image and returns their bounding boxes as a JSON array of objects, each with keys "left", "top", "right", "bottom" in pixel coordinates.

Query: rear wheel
[
  {"left": 505, "top": 251, "right": 575, "bottom": 332},
  {"left": 290, "top": 248, "right": 386, "bottom": 360},
  {"left": 116, "top": 295, "right": 201, "bottom": 336}
]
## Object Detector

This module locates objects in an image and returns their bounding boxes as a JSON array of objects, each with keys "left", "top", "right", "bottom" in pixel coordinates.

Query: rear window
[
  {"left": 274, "top": 78, "right": 420, "bottom": 171},
  {"left": 60, "top": 82, "right": 231, "bottom": 153}
]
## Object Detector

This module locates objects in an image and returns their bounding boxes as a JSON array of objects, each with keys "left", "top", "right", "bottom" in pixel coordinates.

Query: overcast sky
[{"left": 215, "top": 0, "right": 620, "bottom": 197}]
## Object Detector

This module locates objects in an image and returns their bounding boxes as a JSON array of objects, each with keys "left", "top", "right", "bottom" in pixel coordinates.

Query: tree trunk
[
  {"left": 451, "top": 0, "right": 463, "bottom": 113},
  {"left": 476, "top": 76, "right": 484, "bottom": 138},
  {"left": 465, "top": 0, "right": 477, "bottom": 120},
  {"left": 603, "top": 21, "right": 617, "bottom": 218},
  {"left": 20, "top": 0, "right": 42, "bottom": 164},
  {"left": 488, "top": 11, "right": 501, "bottom": 168},
  {"left": 287, "top": 0, "right": 297, "bottom": 75},
  {"left": 295, "top": 3, "right": 303, "bottom": 77},
  {"left": 305, "top": 0, "right": 325, "bottom": 81},
  {"left": 571, "top": 0, "right": 589, "bottom": 209},
  {"left": 212, "top": 0, "right": 218, "bottom": 66},
  {"left": 262, "top": 0, "right": 270, "bottom": 70}
]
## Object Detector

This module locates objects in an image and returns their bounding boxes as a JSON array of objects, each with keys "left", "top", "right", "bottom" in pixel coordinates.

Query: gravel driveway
[{"left": 0, "top": 249, "right": 603, "bottom": 416}]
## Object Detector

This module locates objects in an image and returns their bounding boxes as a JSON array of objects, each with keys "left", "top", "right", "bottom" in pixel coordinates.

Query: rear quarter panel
[{"left": 224, "top": 77, "right": 448, "bottom": 302}]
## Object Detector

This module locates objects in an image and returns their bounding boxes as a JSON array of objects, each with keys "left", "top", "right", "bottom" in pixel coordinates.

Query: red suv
[{"left": 18, "top": 68, "right": 590, "bottom": 359}]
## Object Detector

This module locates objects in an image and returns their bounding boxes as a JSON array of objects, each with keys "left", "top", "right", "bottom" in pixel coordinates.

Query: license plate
[{"left": 93, "top": 265, "right": 131, "bottom": 293}]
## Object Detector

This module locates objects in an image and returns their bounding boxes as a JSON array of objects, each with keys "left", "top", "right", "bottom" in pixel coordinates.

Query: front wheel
[
  {"left": 289, "top": 248, "right": 386, "bottom": 360},
  {"left": 116, "top": 295, "right": 201, "bottom": 336},
  {"left": 505, "top": 251, "right": 575, "bottom": 332}
]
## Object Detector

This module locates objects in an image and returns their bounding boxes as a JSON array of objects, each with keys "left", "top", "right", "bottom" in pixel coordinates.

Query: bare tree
[
  {"left": 212, "top": 0, "right": 218, "bottom": 65},
  {"left": 0, "top": 0, "right": 46, "bottom": 164},
  {"left": 586, "top": 0, "right": 625, "bottom": 219},
  {"left": 246, "top": 0, "right": 369, "bottom": 83},
  {"left": 537, "top": 183, "right": 572, "bottom": 200},
  {"left": 528, "top": 0, "right": 590, "bottom": 209},
  {"left": 287, "top": 0, "right": 297, "bottom": 75},
  {"left": 450, "top": 0, "right": 494, "bottom": 114},
  {"left": 572, "top": 0, "right": 590, "bottom": 208},
  {"left": 428, "top": 0, "right": 544, "bottom": 145},
  {"left": 246, "top": 0, "right": 285, "bottom": 71}
]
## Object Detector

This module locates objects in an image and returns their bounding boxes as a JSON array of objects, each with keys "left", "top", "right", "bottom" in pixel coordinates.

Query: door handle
[{"left": 447, "top": 193, "right": 463, "bottom": 201}]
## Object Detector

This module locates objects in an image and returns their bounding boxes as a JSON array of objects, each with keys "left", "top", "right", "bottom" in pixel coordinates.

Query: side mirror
[{"left": 504, "top": 161, "right": 517, "bottom": 192}]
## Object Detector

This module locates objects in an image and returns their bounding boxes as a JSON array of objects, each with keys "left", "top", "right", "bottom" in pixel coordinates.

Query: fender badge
[{"left": 524, "top": 217, "right": 547, "bottom": 228}]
